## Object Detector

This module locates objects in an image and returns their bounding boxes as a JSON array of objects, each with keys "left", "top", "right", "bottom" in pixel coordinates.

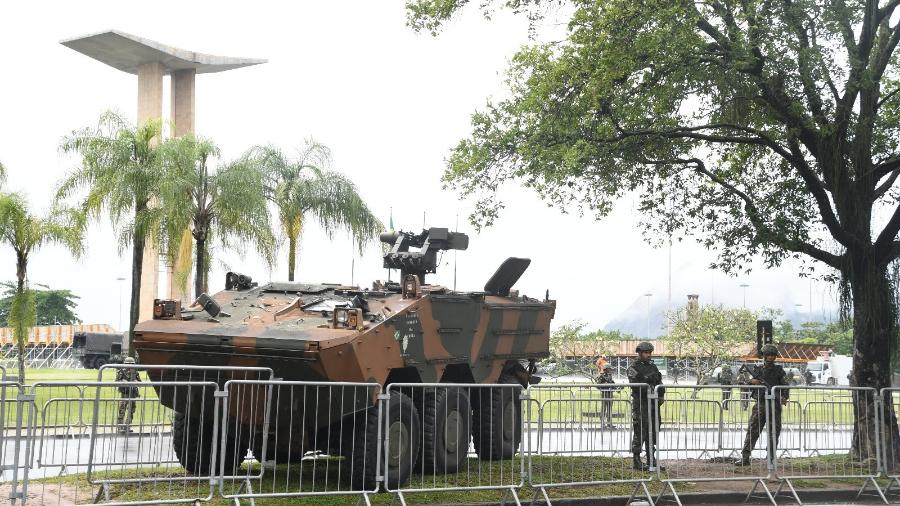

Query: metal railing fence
[
  {"left": 526, "top": 383, "right": 655, "bottom": 506},
  {"left": 7, "top": 374, "right": 900, "bottom": 505},
  {"left": 218, "top": 379, "right": 383, "bottom": 506},
  {"left": 772, "top": 386, "right": 886, "bottom": 505},
  {"left": 654, "top": 385, "right": 775, "bottom": 506},
  {"left": 385, "top": 382, "right": 525, "bottom": 506}
]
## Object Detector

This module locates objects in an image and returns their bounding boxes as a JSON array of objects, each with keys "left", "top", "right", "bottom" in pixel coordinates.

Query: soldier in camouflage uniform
[
  {"left": 116, "top": 356, "right": 141, "bottom": 433},
  {"left": 595, "top": 359, "right": 615, "bottom": 427},
  {"left": 736, "top": 345, "right": 789, "bottom": 466},
  {"left": 627, "top": 341, "right": 665, "bottom": 471},
  {"left": 718, "top": 364, "right": 734, "bottom": 410},
  {"left": 737, "top": 367, "right": 752, "bottom": 411}
]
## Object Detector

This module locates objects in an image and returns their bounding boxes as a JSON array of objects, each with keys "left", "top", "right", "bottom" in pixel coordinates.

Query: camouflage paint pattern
[{"left": 133, "top": 280, "right": 555, "bottom": 437}]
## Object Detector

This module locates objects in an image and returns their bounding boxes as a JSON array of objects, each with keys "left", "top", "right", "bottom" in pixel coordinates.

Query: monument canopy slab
[{"left": 60, "top": 30, "right": 266, "bottom": 75}]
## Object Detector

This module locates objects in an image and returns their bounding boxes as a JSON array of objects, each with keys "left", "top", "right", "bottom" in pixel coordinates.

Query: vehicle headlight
[{"left": 335, "top": 308, "right": 349, "bottom": 324}]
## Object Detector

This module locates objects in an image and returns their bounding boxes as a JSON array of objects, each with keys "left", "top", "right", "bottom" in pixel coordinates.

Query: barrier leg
[
  {"left": 354, "top": 492, "right": 373, "bottom": 506},
  {"left": 773, "top": 478, "right": 803, "bottom": 505},
  {"left": 744, "top": 478, "right": 776, "bottom": 505},
  {"left": 391, "top": 491, "right": 408, "bottom": 506},
  {"left": 884, "top": 476, "right": 900, "bottom": 497},
  {"left": 499, "top": 486, "right": 523, "bottom": 506},
  {"left": 530, "top": 486, "right": 552, "bottom": 506},
  {"left": 855, "top": 476, "right": 888, "bottom": 504},
  {"left": 655, "top": 481, "right": 680, "bottom": 506}
]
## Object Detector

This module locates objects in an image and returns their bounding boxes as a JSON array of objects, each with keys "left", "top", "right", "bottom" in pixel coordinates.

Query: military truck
[
  {"left": 133, "top": 228, "right": 555, "bottom": 487},
  {"left": 72, "top": 331, "right": 123, "bottom": 369}
]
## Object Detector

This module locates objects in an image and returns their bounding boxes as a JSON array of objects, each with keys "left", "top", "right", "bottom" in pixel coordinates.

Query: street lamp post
[
  {"left": 740, "top": 283, "right": 750, "bottom": 308},
  {"left": 644, "top": 293, "right": 653, "bottom": 339},
  {"left": 116, "top": 277, "right": 126, "bottom": 331}
]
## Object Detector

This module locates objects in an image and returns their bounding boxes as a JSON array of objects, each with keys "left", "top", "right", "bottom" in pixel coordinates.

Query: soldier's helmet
[
  {"left": 760, "top": 344, "right": 778, "bottom": 356},
  {"left": 636, "top": 341, "right": 654, "bottom": 353},
  {"left": 124, "top": 356, "right": 136, "bottom": 364}
]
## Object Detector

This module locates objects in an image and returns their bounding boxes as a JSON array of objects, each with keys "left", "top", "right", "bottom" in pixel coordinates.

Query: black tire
[
  {"left": 421, "top": 387, "right": 471, "bottom": 473},
  {"left": 83, "top": 355, "right": 96, "bottom": 369},
  {"left": 345, "top": 391, "right": 420, "bottom": 490},
  {"left": 827, "top": 377, "right": 836, "bottom": 386},
  {"left": 94, "top": 356, "right": 108, "bottom": 369},
  {"left": 472, "top": 376, "right": 522, "bottom": 461},
  {"left": 172, "top": 411, "right": 238, "bottom": 476}
]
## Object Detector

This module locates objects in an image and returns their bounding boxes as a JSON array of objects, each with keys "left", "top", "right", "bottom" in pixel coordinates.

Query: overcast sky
[{"left": 0, "top": 1, "right": 835, "bottom": 333}]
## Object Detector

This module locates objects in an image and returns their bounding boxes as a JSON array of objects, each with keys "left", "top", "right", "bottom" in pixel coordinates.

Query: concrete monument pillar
[
  {"left": 61, "top": 30, "right": 265, "bottom": 323},
  {"left": 168, "top": 68, "right": 197, "bottom": 302}
]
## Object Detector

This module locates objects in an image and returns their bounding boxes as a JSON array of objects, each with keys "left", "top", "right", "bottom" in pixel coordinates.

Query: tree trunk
[
  {"left": 129, "top": 231, "right": 144, "bottom": 359},
  {"left": 288, "top": 235, "right": 297, "bottom": 282},
  {"left": 15, "top": 254, "right": 25, "bottom": 384},
  {"left": 848, "top": 252, "right": 898, "bottom": 464},
  {"left": 194, "top": 236, "right": 205, "bottom": 298}
]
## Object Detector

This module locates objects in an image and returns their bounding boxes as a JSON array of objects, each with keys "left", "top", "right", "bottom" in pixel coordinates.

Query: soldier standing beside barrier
[
  {"left": 116, "top": 357, "right": 141, "bottom": 433},
  {"left": 628, "top": 341, "right": 665, "bottom": 471},
  {"left": 595, "top": 358, "right": 615, "bottom": 427},
  {"left": 737, "top": 367, "right": 752, "bottom": 411},
  {"left": 736, "top": 345, "right": 789, "bottom": 466},
  {"left": 718, "top": 364, "right": 734, "bottom": 410}
]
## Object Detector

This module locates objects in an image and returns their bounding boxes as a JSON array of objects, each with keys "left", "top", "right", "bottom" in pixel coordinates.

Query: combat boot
[
  {"left": 632, "top": 453, "right": 649, "bottom": 471},
  {"left": 645, "top": 447, "right": 666, "bottom": 472},
  {"left": 735, "top": 453, "right": 751, "bottom": 466}
]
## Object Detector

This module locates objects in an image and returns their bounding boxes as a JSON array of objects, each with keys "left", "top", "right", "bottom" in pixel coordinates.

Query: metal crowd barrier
[
  {"left": 8, "top": 373, "right": 900, "bottom": 505},
  {"left": 386, "top": 383, "right": 525, "bottom": 506},
  {"left": 2, "top": 380, "right": 29, "bottom": 506},
  {"left": 654, "top": 385, "right": 775, "bottom": 506},
  {"left": 526, "top": 383, "right": 655, "bottom": 506},
  {"left": 772, "top": 386, "right": 886, "bottom": 505},
  {"left": 218, "top": 379, "right": 382, "bottom": 506},
  {"left": 17, "top": 380, "right": 219, "bottom": 505},
  {"left": 878, "top": 388, "right": 900, "bottom": 500}
]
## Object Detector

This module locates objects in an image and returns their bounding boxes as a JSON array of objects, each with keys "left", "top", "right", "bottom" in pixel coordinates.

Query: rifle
[
  {"left": 739, "top": 364, "right": 788, "bottom": 403},
  {"left": 738, "top": 364, "right": 769, "bottom": 387}
]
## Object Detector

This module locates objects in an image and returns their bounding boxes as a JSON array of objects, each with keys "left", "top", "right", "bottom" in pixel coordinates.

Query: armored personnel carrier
[{"left": 133, "top": 228, "right": 555, "bottom": 487}]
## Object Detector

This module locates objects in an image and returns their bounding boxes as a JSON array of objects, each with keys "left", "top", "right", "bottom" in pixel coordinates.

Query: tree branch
[
  {"left": 784, "top": 136, "right": 857, "bottom": 249},
  {"left": 874, "top": 153, "right": 900, "bottom": 179},
  {"left": 874, "top": 167, "right": 900, "bottom": 198},
  {"left": 642, "top": 156, "right": 843, "bottom": 268},
  {"left": 874, "top": 202, "right": 900, "bottom": 259}
]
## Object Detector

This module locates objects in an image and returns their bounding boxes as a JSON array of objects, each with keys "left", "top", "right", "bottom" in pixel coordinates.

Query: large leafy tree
[
  {"left": 254, "top": 141, "right": 383, "bottom": 281},
  {"left": 409, "top": 0, "right": 900, "bottom": 458},
  {"left": 162, "top": 136, "right": 276, "bottom": 299},
  {"left": 0, "top": 193, "right": 84, "bottom": 380},
  {"left": 0, "top": 284, "right": 81, "bottom": 326},
  {"left": 58, "top": 112, "right": 171, "bottom": 356},
  {"left": 665, "top": 304, "right": 757, "bottom": 387},
  {"left": 545, "top": 321, "right": 632, "bottom": 379}
]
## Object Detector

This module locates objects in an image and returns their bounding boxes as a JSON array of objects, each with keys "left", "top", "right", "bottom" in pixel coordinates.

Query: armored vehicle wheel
[
  {"left": 172, "top": 411, "right": 238, "bottom": 476},
  {"left": 94, "top": 356, "right": 108, "bottom": 369},
  {"left": 345, "top": 391, "right": 420, "bottom": 490},
  {"left": 421, "top": 387, "right": 471, "bottom": 473},
  {"left": 472, "top": 376, "right": 522, "bottom": 461}
]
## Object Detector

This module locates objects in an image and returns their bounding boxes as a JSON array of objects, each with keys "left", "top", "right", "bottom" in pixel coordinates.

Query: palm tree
[
  {"left": 58, "top": 111, "right": 170, "bottom": 356},
  {"left": 162, "top": 135, "right": 276, "bottom": 299},
  {"left": 255, "top": 140, "right": 383, "bottom": 281},
  {"left": 0, "top": 193, "right": 84, "bottom": 381}
]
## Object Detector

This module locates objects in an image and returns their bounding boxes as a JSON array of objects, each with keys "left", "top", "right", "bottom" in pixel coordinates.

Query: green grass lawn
[
  {"left": 27, "top": 453, "right": 879, "bottom": 505},
  {"left": 32, "top": 456, "right": 690, "bottom": 505},
  {"left": 2, "top": 368, "right": 166, "bottom": 428},
  {"left": 528, "top": 386, "right": 862, "bottom": 425}
]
